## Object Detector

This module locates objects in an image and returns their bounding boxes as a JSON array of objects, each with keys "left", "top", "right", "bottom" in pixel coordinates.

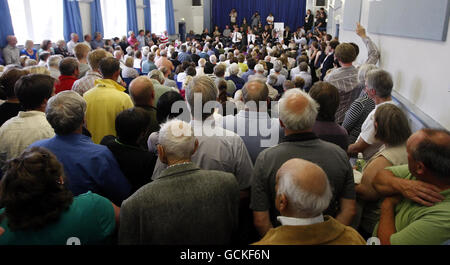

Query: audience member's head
[
  {"left": 283, "top": 80, "right": 295, "bottom": 91},
  {"left": 214, "top": 64, "right": 226, "bottom": 78},
  {"left": 0, "top": 68, "right": 30, "bottom": 99},
  {"left": 358, "top": 64, "right": 378, "bottom": 84},
  {"left": 408, "top": 129, "right": 450, "bottom": 183},
  {"left": 116, "top": 107, "right": 150, "bottom": 146},
  {"left": 374, "top": 103, "right": 411, "bottom": 147},
  {"left": 0, "top": 147, "right": 73, "bottom": 231},
  {"left": 366, "top": 69, "right": 393, "bottom": 99},
  {"left": 39, "top": 52, "right": 51, "bottom": 63},
  {"left": 229, "top": 63, "right": 240, "bottom": 76},
  {"left": 335, "top": 43, "right": 357, "bottom": 64},
  {"left": 14, "top": 74, "right": 55, "bottom": 111},
  {"left": 125, "top": 57, "right": 134, "bottom": 68},
  {"left": 87, "top": 49, "right": 108, "bottom": 71},
  {"left": 45, "top": 91, "right": 86, "bottom": 135},
  {"left": 273, "top": 60, "right": 283, "bottom": 73},
  {"left": 47, "top": 55, "right": 63, "bottom": 70},
  {"left": 58, "top": 57, "right": 79, "bottom": 77},
  {"left": 156, "top": 91, "right": 186, "bottom": 124},
  {"left": 148, "top": 69, "right": 165, "bottom": 84},
  {"left": 187, "top": 76, "right": 218, "bottom": 121},
  {"left": 293, "top": 76, "right": 305, "bottom": 89},
  {"left": 279, "top": 88, "right": 319, "bottom": 132},
  {"left": 275, "top": 158, "right": 332, "bottom": 218},
  {"left": 242, "top": 79, "right": 269, "bottom": 111},
  {"left": 73, "top": 43, "right": 91, "bottom": 61},
  {"left": 309, "top": 82, "right": 339, "bottom": 122},
  {"left": 99, "top": 57, "right": 120, "bottom": 80},
  {"left": 129, "top": 76, "right": 155, "bottom": 107},
  {"left": 157, "top": 119, "right": 198, "bottom": 164}
]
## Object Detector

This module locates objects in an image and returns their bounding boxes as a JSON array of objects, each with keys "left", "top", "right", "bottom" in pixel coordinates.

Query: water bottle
[{"left": 355, "top": 152, "right": 366, "bottom": 172}]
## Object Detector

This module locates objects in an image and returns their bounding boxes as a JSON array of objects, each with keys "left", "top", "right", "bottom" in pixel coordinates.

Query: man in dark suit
[{"left": 321, "top": 40, "right": 340, "bottom": 80}]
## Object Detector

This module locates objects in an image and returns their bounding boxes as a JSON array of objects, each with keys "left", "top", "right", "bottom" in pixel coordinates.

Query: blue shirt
[
  {"left": 142, "top": 60, "right": 157, "bottom": 74},
  {"left": 241, "top": 69, "right": 256, "bottom": 83},
  {"left": 177, "top": 52, "right": 192, "bottom": 63},
  {"left": 20, "top": 48, "right": 38, "bottom": 60},
  {"left": 30, "top": 134, "right": 131, "bottom": 205},
  {"left": 91, "top": 39, "right": 105, "bottom": 50}
]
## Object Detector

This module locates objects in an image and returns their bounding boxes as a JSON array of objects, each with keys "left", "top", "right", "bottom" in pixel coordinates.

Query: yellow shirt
[
  {"left": 238, "top": 62, "right": 248, "bottom": 73},
  {"left": 83, "top": 79, "right": 134, "bottom": 144}
]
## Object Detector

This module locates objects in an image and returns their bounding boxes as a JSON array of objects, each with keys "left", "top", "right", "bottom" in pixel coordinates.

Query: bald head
[
  {"left": 408, "top": 129, "right": 450, "bottom": 180},
  {"left": 129, "top": 76, "right": 155, "bottom": 107},
  {"left": 242, "top": 80, "right": 269, "bottom": 109},
  {"left": 276, "top": 159, "right": 332, "bottom": 218},
  {"left": 279, "top": 89, "right": 318, "bottom": 131}
]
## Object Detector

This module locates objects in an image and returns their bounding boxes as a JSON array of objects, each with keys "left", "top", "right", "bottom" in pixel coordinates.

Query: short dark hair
[
  {"left": 171, "top": 51, "right": 178, "bottom": 60},
  {"left": 374, "top": 104, "right": 411, "bottom": 146},
  {"left": 39, "top": 52, "right": 51, "bottom": 62},
  {"left": 99, "top": 57, "right": 120, "bottom": 78},
  {"left": 294, "top": 76, "right": 305, "bottom": 89},
  {"left": 309, "top": 81, "right": 339, "bottom": 122},
  {"left": 15, "top": 74, "right": 55, "bottom": 110},
  {"left": 247, "top": 58, "right": 257, "bottom": 70},
  {"left": 335, "top": 43, "right": 357, "bottom": 63},
  {"left": 156, "top": 91, "right": 186, "bottom": 124},
  {"left": 350, "top": 42, "right": 360, "bottom": 57},
  {"left": 299, "top": 62, "right": 308, "bottom": 72},
  {"left": 59, "top": 57, "right": 79, "bottom": 76},
  {"left": 329, "top": 40, "right": 340, "bottom": 50},
  {"left": 185, "top": 66, "right": 196, "bottom": 77},
  {"left": 116, "top": 107, "right": 150, "bottom": 145},
  {"left": 412, "top": 129, "right": 450, "bottom": 180},
  {"left": 0, "top": 147, "right": 73, "bottom": 231},
  {"left": 0, "top": 68, "right": 30, "bottom": 98}
]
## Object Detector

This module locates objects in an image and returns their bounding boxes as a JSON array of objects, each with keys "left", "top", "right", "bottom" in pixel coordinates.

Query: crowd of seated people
[{"left": 0, "top": 15, "right": 449, "bottom": 246}]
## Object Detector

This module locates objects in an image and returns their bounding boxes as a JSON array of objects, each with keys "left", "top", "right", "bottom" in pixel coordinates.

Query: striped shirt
[
  {"left": 342, "top": 91, "right": 375, "bottom": 144},
  {"left": 324, "top": 65, "right": 359, "bottom": 124},
  {"left": 72, "top": 70, "right": 103, "bottom": 96}
]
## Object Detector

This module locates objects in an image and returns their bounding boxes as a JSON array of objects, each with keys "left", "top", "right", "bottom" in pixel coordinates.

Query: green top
[
  {"left": 374, "top": 165, "right": 450, "bottom": 245},
  {"left": 0, "top": 192, "right": 115, "bottom": 245}
]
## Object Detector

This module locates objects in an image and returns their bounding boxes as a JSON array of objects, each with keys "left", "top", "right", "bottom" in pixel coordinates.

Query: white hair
[
  {"left": 273, "top": 60, "right": 283, "bottom": 73},
  {"left": 198, "top": 58, "right": 206, "bottom": 67},
  {"left": 142, "top": 46, "right": 150, "bottom": 57},
  {"left": 219, "top": 54, "right": 226, "bottom": 62},
  {"left": 358, "top": 64, "right": 378, "bottom": 84},
  {"left": 229, "top": 63, "right": 239, "bottom": 75},
  {"left": 158, "top": 119, "right": 196, "bottom": 160},
  {"left": 47, "top": 55, "right": 62, "bottom": 68},
  {"left": 126, "top": 46, "right": 133, "bottom": 54},
  {"left": 148, "top": 69, "right": 165, "bottom": 84},
  {"left": 277, "top": 170, "right": 332, "bottom": 217},
  {"left": 254, "top": 64, "right": 265, "bottom": 73},
  {"left": 279, "top": 88, "right": 319, "bottom": 131},
  {"left": 209, "top": 55, "right": 217, "bottom": 64}
]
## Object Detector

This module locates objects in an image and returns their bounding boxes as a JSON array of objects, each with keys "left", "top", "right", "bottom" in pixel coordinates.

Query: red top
[{"left": 55, "top": 75, "right": 78, "bottom": 94}]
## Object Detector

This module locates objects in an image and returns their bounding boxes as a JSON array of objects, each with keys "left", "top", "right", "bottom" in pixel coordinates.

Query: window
[
  {"left": 100, "top": 0, "right": 128, "bottom": 39},
  {"left": 8, "top": 0, "right": 64, "bottom": 45},
  {"left": 150, "top": 0, "right": 166, "bottom": 35}
]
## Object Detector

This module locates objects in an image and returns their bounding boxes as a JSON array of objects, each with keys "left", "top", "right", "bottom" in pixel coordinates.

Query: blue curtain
[
  {"left": 0, "top": 0, "right": 14, "bottom": 48},
  {"left": 91, "top": 0, "right": 104, "bottom": 36},
  {"left": 165, "top": 0, "right": 175, "bottom": 35},
  {"left": 63, "top": 0, "right": 83, "bottom": 42},
  {"left": 144, "top": 0, "right": 151, "bottom": 32},
  {"left": 212, "top": 0, "right": 306, "bottom": 31},
  {"left": 127, "top": 0, "right": 138, "bottom": 33}
]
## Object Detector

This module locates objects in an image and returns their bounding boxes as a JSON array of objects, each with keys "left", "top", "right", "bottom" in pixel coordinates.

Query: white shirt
[
  {"left": 67, "top": 40, "right": 77, "bottom": 55},
  {"left": 277, "top": 215, "right": 324, "bottom": 226},
  {"left": 232, "top": 32, "right": 242, "bottom": 43},
  {"left": 267, "top": 16, "right": 274, "bottom": 25},
  {"left": 358, "top": 100, "right": 395, "bottom": 159},
  {"left": 247, "top": 34, "right": 256, "bottom": 44},
  {"left": 0, "top": 111, "right": 55, "bottom": 164}
]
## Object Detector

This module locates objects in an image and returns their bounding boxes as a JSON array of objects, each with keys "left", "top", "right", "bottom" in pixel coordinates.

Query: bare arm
[
  {"left": 377, "top": 197, "right": 400, "bottom": 245},
  {"left": 348, "top": 137, "right": 370, "bottom": 155},
  {"left": 253, "top": 211, "right": 273, "bottom": 237},
  {"left": 112, "top": 203, "right": 121, "bottom": 229},
  {"left": 335, "top": 198, "right": 356, "bottom": 225},
  {"left": 372, "top": 169, "right": 444, "bottom": 206},
  {"left": 356, "top": 156, "right": 393, "bottom": 201}
]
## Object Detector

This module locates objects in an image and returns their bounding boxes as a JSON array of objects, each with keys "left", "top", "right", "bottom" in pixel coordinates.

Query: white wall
[{"left": 338, "top": 0, "right": 450, "bottom": 130}]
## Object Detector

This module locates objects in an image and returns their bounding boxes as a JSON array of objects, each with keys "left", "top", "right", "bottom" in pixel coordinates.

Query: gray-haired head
[
  {"left": 45, "top": 91, "right": 86, "bottom": 135},
  {"left": 276, "top": 158, "right": 332, "bottom": 218},
  {"left": 148, "top": 69, "right": 165, "bottom": 84},
  {"left": 279, "top": 88, "right": 319, "bottom": 131},
  {"left": 160, "top": 49, "right": 168, "bottom": 57},
  {"left": 242, "top": 79, "right": 269, "bottom": 107},
  {"left": 47, "top": 55, "right": 62, "bottom": 68},
  {"left": 219, "top": 54, "right": 226, "bottom": 62},
  {"left": 273, "top": 60, "right": 283, "bottom": 73},
  {"left": 186, "top": 75, "right": 218, "bottom": 120},
  {"left": 366, "top": 69, "right": 393, "bottom": 99},
  {"left": 358, "top": 64, "right": 378, "bottom": 84},
  {"left": 254, "top": 64, "right": 265, "bottom": 73},
  {"left": 267, "top": 74, "right": 278, "bottom": 86},
  {"left": 229, "top": 63, "right": 239, "bottom": 75},
  {"left": 158, "top": 119, "right": 196, "bottom": 160},
  {"left": 209, "top": 55, "right": 217, "bottom": 64},
  {"left": 198, "top": 58, "right": 207, "bottom": 67}
]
